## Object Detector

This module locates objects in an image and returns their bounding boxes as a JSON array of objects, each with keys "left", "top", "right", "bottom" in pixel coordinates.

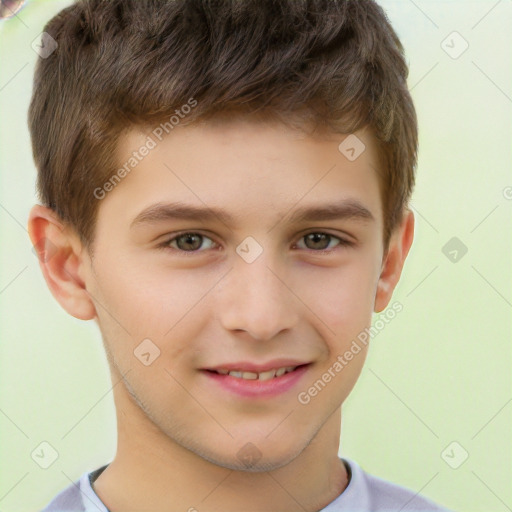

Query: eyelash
[{"left": 156, "top": 231, "right": 354, "bottom": 255}]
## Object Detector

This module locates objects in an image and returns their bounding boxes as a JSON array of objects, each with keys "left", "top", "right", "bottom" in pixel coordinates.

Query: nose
[{"left": 217, "top": 251, "right": 299, "bottom": 341}]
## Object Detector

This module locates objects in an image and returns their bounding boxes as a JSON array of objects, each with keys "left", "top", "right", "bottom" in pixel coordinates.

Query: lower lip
[{"left": 201, "top": 365, "right": 311, "bottom": 398}]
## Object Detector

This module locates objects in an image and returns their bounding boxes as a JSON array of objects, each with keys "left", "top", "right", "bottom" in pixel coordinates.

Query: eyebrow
[{"left": 130, "top": 199, "right": 375, "bottom": 229}]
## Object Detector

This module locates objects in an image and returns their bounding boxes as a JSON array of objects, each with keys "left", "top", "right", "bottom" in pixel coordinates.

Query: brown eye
[
  {"left": 162, "top": 232, "right": 216, "bottom": 252},
  {"left": 296, "top": 232, "right": 351, "bottom": 252},
  {"left": 305, "top": 233, "right": 331, "bottom": 250},
  {"left": 176, "top": 233, "right": 203, "bottom": 251}
]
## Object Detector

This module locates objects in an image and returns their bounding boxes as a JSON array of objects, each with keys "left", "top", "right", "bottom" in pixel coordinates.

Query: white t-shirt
[{"left": 40, "top": 457, "right": 452, "bottom": 511}]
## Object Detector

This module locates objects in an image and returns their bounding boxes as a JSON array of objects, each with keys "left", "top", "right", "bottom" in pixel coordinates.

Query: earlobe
[
  {"left": 374, "top": 209, "right": 415, "bottom": 313},
  {"left": 27, "top": 204, "right": 97, "bottom": 321}
]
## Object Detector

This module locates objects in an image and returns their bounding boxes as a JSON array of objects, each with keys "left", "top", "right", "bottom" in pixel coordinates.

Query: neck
[{"left": 93, "top": 371, "right": 348, "bottom": 512}]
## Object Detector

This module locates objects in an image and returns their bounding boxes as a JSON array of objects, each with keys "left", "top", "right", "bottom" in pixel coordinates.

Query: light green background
[{"left": 0, "top": 1, "right": 510, "bottom": 511}]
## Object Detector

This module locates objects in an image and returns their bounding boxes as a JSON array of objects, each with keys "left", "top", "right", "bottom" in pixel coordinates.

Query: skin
[{"left": 28, "top": 118, "right": 414, "bottom": 512}]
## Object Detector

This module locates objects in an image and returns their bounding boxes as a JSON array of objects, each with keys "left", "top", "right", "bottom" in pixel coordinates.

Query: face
[{"left": 35, "top": 118, "right": 411, "bottom": 471}]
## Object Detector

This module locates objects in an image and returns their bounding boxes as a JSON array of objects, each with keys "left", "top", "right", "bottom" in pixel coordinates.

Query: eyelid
[
  {"left": 297, "top": 228, "right": 355, "bottom": 244},
  {"left": 158, "top": 230, "right": 219, "bottom": 255},
  {"left": 295, "top": 232, "right": 352, "bottom": 248}
]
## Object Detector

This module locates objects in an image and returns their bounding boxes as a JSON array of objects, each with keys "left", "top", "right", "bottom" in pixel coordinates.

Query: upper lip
[{"left": 203, "top": 359, "right": 311, "bottom": 373}]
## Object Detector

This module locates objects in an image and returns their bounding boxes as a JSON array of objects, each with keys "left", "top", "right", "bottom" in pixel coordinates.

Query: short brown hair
[{"left": 28, "top": 0, "right": 417, "bottom": 254}]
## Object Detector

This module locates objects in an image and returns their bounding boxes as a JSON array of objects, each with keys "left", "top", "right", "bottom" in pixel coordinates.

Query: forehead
[{"left": 99, "top": 118, "right": 383, "bottom": 232}]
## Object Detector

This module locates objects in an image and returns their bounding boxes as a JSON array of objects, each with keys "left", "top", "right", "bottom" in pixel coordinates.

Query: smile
[
  {"left": 210, "top": 365, "right": 299, "bottom": 380},
  {"left": 202, "top": 364, "right": 311, "bottom": 398}
]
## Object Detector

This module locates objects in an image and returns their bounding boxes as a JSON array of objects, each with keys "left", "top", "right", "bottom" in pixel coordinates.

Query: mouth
[
  {"left": 201, "top": 363, "right": 312, "bottom": 398},
  {"left": 204, "top": 364, "right": 307, "bottom": 381}
]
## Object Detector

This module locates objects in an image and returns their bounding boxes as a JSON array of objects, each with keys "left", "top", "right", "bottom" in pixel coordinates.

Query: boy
[{"left": 28, "top": 0, "right": 452, "bottom": 510}]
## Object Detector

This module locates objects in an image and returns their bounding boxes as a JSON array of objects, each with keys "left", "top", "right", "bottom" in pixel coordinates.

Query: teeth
[
  {"left": 258, "top": 369, "right": 276, "bottom": 381},
  {"left": 241, "top": 371, "right": 258, "bottom": 380},
  {"left": 216, "top": 366, "right": 298, "bottom": 380}
]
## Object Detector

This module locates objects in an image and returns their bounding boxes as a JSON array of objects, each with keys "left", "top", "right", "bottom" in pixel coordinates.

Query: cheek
[
  {"left": 90, "top": 256, "right": 212, "bottom": 365},
  {"left": 300, "top": 253, "right": 380, "bottom": 341},
  {"left": 91, "top": 254, "right": 191, "bottom": 331}
]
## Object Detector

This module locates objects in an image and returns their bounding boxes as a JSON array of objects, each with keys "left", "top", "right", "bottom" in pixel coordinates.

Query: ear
[
  {"left": 27, "top": 204, "right": 97, "bottom": 320},
  {"left": 374, "top": 209, "right": 415, "bottom": 313}
]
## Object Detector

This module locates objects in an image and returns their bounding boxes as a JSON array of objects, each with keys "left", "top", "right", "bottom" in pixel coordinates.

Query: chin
[
  {"left": 193, "top": 434, "right": 308, "bottom": 473},
  {"left": 204, "top": 450, "right": 302, "bottom": 473}
]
